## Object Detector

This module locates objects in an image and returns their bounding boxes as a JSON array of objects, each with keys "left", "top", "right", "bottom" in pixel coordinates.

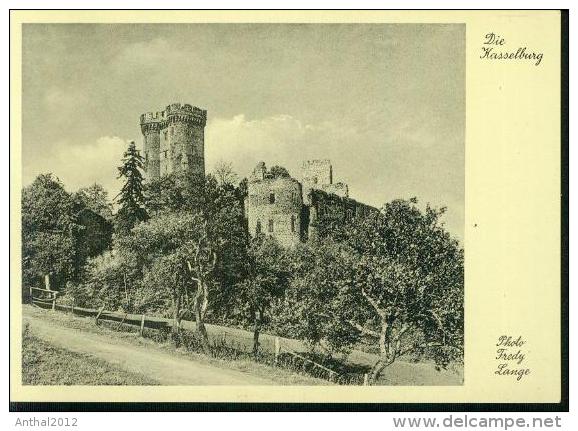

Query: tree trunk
[
  {"left": 368, "top": 320, "right": 392, "bottom": 384},
  {"left": 193, "top": 287, "right": 210, "bottom": 353},
  {"left": 368, "top": 358, "right": 390, "bottom": 384},
  {"left": 252, "top": 309, "right": 261, "bottom": 355}
]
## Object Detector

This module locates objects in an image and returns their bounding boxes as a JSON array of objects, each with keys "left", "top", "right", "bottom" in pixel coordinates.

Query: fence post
[
  {"left": 363, "top": 373, "right": 369, "bottom": 386},
  {"left": 51, "top": 292, "right": 56, "bottom": 311},
  {"left": 29, "top": 287, "right": 32, "bottom": 302},
  {"left": 274, "top": 337, "right": 280, "bottom": 365},
  {"left": 328, "top": 370, "right": 335, "bottom": 383},
  {"left": 140, "top": 314, "right": 146, "bottom": 336},
  {"left": 95, "top": 306, "right": 105, "bottom": 325}
]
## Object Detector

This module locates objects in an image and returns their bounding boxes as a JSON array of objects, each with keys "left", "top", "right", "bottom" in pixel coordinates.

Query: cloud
[
  {"left": 205, "top": 114, "right": 361, "bottom": 181},
  {"left": 42, "top": 86, "right": 90, "bottom": 125},
  {"left": 113, "top": 38, "right": 182, "bottom": 71},
  {"left": 24, "top": 136, "right": 128, "bottom": 201}
]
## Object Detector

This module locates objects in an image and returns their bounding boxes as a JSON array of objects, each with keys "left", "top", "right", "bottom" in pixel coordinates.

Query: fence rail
[
  {"left": 29, "top": 287, "right": 58, "bottom": 310},
  {"left": 29, "top": 294, "right": 366, "bottom": 384},
  {"left": 31, "top": 299, "right": 170, "bottom": 331}
]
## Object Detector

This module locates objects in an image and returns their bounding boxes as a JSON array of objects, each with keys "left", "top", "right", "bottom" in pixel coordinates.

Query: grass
[
  {"left": 23, "top": 304, "right": 463, "bottom": 385},
  {"left": 22, "top": 306, "right": 330, "bottom": 385},
  {"left": 22, "top": 323, "right": 158, "bottom": 385}
]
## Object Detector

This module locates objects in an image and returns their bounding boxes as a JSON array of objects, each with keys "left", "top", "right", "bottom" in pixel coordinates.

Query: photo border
[{"left": 8, "top": 8, "right": 569, "bottom": 413}]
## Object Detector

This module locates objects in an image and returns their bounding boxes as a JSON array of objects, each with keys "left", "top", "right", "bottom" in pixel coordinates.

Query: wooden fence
[
  {"left": 29, "top": 292, "right": 369, "bottom": 384},
  {"left": 29, "top": 287, "right": 58, "bottom": 310}
]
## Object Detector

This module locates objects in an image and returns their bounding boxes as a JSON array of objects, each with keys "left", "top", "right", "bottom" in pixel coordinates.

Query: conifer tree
[{"left": 115, "top": 141, "right": 147, "bottom": 235}]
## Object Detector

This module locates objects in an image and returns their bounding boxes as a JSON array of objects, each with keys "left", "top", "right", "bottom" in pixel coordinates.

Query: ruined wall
[
  {"left": 246, "top": 171, "right": 303, "bottom": 247},
  {"left": 321, "top": 182, "right": 349, "bottom": 198},
  {"left": 305, "top": 188, "right": 377, "bottom": 241},
  {"left": 301, "top": 159, "right": 333, "bottom": 189},
  {"left": 246, "top": 160, "right": 375, "bottom": 246}
]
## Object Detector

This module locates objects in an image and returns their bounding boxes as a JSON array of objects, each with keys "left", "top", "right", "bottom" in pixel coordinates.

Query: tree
[
  {"left": 270, "top": 241, "right": 360, "bottom": 357},
  {"left": 269, "top": 165, "right": 291, "bottom": 178},
  {"left": 74, "top": 183, "right": 113, "bottom": 220},
  {"left": 22, "top": 174, "right": 82, "bottom": 291},
  {"left": 237, "top": 235, "right": 289, "bottom": 354},
  {"left": 118, "top": 212, "right": 219, "bottom": 350},
  {"left": 143, "top": 171, "right": 249, "bottom": 316},
  {"left": 213, "top": 160, "right": 238, "bottom": 187},
  {"left": 280, "top": 198, "right": 464, "bottom": 382},
  {"left": 118, "top": 174, "right": 248, "bottom": 350},
  {"left": 333, "top": 198, "right": 464, "bottom": 383},
  {"left": 115, "top": 141, "right": 147, "bottom": 235}
]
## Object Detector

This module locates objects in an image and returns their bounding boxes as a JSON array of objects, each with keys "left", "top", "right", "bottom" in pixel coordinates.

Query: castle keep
[
  {"left": 139, "top": 103, "right": 374, "bottom": 247},
  {"left": 140, "top": 103, "right": 207, "bottom": 180}
]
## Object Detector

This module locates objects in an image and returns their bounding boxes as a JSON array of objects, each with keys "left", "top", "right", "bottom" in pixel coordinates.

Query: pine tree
[{"left": 115, "top": 141, "right": 147, "bottom": 235}]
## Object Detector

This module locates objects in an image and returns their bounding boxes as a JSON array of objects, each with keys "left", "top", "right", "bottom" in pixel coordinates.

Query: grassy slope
[{"left": 22, "top": 328, "right": 158, "bottom": 385}]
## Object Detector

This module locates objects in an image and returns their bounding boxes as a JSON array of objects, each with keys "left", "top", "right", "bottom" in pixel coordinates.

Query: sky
[{"left": 22, "top": 23, "right": 465, "bottom": 240}]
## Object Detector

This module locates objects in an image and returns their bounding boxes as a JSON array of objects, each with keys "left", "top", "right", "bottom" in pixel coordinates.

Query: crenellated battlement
[
  {"left": 165, "top": 103, "right": 207, "bottom": 125},
  {"left": 141, "top": 103, "right": 207, "bottom": 129}
]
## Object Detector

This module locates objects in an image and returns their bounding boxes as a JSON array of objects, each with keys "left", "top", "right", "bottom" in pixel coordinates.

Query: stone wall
[
  {"left": 246, "top": 160, "right": 376, "bottom": 247},
  {"left": 246, "top": 173, "right": 303, "bottom": 247},
  {"left": 141, "top": 122, "right": 161, "bottom": 180},
  {"left": 305, "top": 188, "right": 377, "bottom": 241}
]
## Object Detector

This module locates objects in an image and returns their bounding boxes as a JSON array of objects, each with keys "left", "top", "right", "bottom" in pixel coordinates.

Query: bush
[{"left": 64, "top": 251, "right": 141, "bottom": 312}]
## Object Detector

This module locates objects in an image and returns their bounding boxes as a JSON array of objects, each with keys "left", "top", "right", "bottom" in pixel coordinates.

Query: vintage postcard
[{"left": 9, "top": 10, "right": 567, "bottom": 409}]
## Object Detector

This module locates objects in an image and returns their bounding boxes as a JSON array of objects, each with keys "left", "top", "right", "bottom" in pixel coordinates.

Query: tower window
[
  {"left": 269, "top": 193, "right": 276, "bottom": 204},
  {"left": 291, "top": 215, "right": 296, "bottom": 233},
  {"left": 313, "top": 177, "right": 318, "bottom": 184},
  {"left": 268, "top": 219, "right": 274, "bottom": 233},
  {"left": 163, "top": 150, "right": 168, "bottom": 158},
  {"left": 163, "top": 131, "right": 168, "bottom": 140},
  {"left": 256, "top": 220, "right": 262, "bottom": 235}
]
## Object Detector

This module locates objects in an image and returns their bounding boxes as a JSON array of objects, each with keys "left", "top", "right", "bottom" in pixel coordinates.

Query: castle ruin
[
  {"left": 246, "top": 160, "right": 375, "bottom": 247},
  {"left": 140, "top": 103, "right": 374, "bottom": 247}
]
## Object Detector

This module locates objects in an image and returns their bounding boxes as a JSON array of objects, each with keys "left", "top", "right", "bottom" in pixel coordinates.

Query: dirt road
[{"left": 23, "top": 312, "right": 275, "bottom": 386}]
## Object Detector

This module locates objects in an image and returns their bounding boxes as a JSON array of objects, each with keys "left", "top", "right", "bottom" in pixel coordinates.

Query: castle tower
[
  {"left": 140, "top": 103, "right": 207, "bottom": 180},
  {"left": 301, "top": 159, "right": 348, "bottom": 202},
  {"left": 246, "top": 162, "right": 303, "bottom": 247}
]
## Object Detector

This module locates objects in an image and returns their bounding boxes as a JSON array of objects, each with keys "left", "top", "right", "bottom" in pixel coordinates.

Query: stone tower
[
  {"left": 301, "top": 159, "right": 349, "bottom": 200},
  {"left": 246, "top": 162, "right": 303, "bottom": 247},
  {"left": 140, "top": 103, "right": 207, "bottom": 181}
]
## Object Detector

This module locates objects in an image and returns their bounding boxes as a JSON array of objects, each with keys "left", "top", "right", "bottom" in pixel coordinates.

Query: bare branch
[
  {"left": 360, "top": 287, "right": 386, "bottom": 318},
  {"left": 348, "top": 320, "right": 380, "bottom": 338}
]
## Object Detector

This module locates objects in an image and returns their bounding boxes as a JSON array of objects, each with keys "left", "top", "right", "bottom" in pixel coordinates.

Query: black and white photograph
[{"left": 19, "top": 22, "right": 466, "bottom": 388}]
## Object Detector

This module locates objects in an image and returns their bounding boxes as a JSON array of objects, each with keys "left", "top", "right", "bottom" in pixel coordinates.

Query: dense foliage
[
  {"left": 22, "top": 174, "right": 112, "bottom": 291},
  {"left": 23, "top": 159, "right": 463, "bottom": 383}
]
